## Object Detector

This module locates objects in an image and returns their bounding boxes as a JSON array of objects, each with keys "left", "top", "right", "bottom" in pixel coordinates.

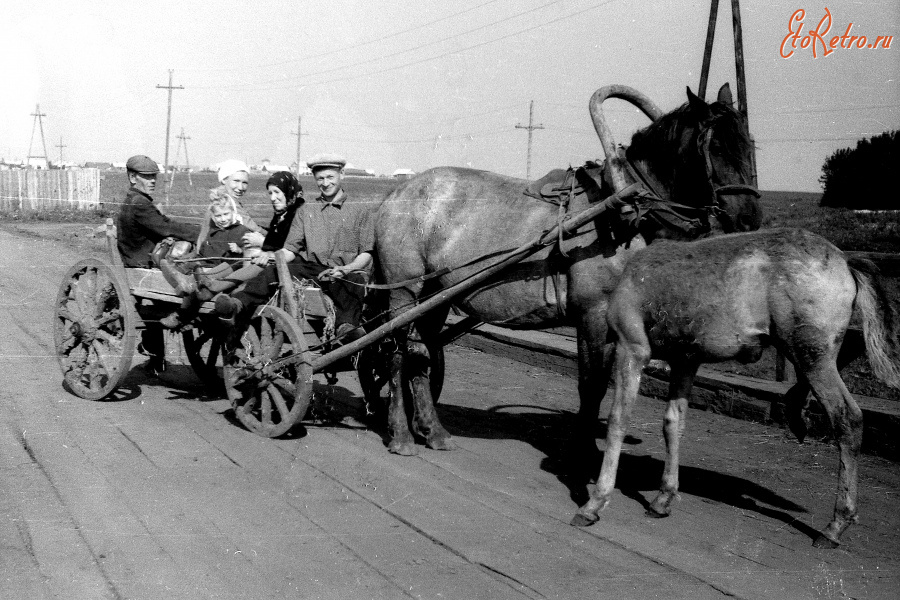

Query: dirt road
[{"left": 1, "top": 226, "right": 898, "bottom": 599}]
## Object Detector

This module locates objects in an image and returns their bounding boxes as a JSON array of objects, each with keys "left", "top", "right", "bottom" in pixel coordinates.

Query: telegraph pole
[
  {"left": 170, "top": 128, "right": 192, "bottom": 188},
  {"left": 515, "top": 100, "right": 543, "bottom": 180},
  {"left": 291, "top": 116, "right": 308, "bottom": 177},
  {"left": 156, "top": 70, "right": 184, "bottom": 198},
  {"left": 56, "top": 137, "right": 67, "bottom": 166},
  {"left": 27, "top": 104, "right": 50, "bottom": 169}
]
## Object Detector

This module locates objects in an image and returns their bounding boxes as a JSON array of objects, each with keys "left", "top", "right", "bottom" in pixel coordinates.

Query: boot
[
  {"left": 195, "top": 271, "right": 235, "bottom": 299},
  {"left": 213, "top": 293, "right": 243, "bottom": 327},
  {"left": 160, "top": 258, "right": 196, "bottom": 295}
]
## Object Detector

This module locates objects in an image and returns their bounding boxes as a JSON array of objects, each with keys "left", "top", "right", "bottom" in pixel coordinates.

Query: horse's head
[{"left": 626, "top": 83, "right": 762, "bottom": 237}]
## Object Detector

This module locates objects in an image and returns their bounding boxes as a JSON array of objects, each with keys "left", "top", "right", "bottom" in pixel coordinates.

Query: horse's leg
[
  {"left": 782, "top": 331, "right": 863, "bottom": 443},
  {"left": 386, "top": 326, "right": 418, "bottom": 456},
  {"left": 573, "top": 313, "right": 614, "bottom": 489},
  {"left": 567, "top": 253, "right": 617, "bottom": 483},
  {"left": 408, "top": 306, "right": 456, "bottom": 451},
  {"left": 802, "top": 360, "right": 863, "bottom": 548},
  {"left": 647, "top": 363, "right": 698, "bottom": 517},
  {"left": 571, "top": 328, "right": 649, "bottom": 526}
]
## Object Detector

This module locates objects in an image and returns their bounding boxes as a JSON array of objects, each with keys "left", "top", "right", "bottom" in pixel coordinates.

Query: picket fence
[{"left": 0, "top": 168, "right": 101, "bottom": 211}]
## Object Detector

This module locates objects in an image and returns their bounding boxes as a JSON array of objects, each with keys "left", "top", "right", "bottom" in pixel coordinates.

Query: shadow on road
[{"left": 436, "top": 401, "right": 823, "bottom": 542}]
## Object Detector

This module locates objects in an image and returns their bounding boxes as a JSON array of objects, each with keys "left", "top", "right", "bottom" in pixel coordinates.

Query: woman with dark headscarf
[{"left": 192, "top": 171, "right": 304, "bottom": 297}]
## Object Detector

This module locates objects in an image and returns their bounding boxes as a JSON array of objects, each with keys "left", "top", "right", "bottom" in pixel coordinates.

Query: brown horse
[
  {"left": 374, "top": 84, "right": 761, "bottom": 456},
  {"left": 571, "top": 228, "right": 900, "bottom": 547}
]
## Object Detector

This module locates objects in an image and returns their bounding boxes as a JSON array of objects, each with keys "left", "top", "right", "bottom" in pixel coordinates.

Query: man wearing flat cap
[
  {"left": 117, "top": 155, "right": 200, "bottom": 268},
  {"left": 117, "top": 155, "right": 201, "bottom": 373},
  {"left": 216, "top": 153, "right": 373, "bottom": 343}
]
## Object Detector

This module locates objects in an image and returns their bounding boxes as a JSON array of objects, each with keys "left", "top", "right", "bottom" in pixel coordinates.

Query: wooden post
[
  {"left": 275, "top": 250, "right": 300, "bottom": 320},
  {"left": 698, "top": 0, "right": 719, "bottom": 100},
  {"left": 730, "top": 0, "right": 758, "bottom": 188}
]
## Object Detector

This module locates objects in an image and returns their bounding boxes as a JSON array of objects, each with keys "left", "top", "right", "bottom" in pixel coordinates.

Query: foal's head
[{"left": 626, "top": 83, "right": 762, "bottom": 235}]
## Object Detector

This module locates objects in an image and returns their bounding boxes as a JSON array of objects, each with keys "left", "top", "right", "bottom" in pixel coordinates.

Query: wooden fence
[{"left": 0, "top": 168, "right": 101, "bottom": 211}]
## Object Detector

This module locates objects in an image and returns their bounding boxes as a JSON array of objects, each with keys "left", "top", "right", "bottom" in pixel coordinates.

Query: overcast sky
[{"left": 1, "top": 0, "right": 896, "bottom": 191}]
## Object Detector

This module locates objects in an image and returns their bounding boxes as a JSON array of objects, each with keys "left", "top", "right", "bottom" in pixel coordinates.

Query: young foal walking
[{"left": 571, "top": 228, "right": 900, "bottom": 547}]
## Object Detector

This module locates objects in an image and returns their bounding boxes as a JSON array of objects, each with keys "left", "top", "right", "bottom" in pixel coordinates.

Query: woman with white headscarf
[
  {"left": 193, "top": 160, "right": 266, "bottom": 257},
  {"left": 214, "top": 159, "right": 265, "bottom": 234}
]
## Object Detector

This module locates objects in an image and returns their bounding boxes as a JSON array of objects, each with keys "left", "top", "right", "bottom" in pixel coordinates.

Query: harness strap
[
  {"left": 362, "top": 267, "right": 451, "bottom": 290},
  {"left": 556, "top": 171, "right": 576, "bottom": 258}
]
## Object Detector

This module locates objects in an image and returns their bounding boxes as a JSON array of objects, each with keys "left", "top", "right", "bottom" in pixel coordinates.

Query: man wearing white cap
[{"left": 215, "top": 153, "right": 373, "bottom": 343}]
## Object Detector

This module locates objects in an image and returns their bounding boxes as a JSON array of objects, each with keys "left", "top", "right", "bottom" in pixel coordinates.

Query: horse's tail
[{"left": 847, "top": 257, "right": 900, "bottom": 388}]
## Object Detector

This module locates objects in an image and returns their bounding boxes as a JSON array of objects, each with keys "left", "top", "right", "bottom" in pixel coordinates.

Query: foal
[{"left": 572, "top": 228, "right": 900, "bottom": 547}]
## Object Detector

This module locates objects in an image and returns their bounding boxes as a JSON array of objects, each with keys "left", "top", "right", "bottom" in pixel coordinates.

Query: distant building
[
  {"left": 84, "top": 161, "right": 113, "bottom": 170},
  {"left": 392, "top": 168, "right": 415, "bottom": 179},
  {"left": 343, "top": 167, "right": 374, "bottom": 177}
]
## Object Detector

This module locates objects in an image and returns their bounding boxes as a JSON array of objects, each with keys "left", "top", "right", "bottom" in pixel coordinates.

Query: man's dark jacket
[{"left": 117, "top": 187, "right": 200, "bottom": 267}]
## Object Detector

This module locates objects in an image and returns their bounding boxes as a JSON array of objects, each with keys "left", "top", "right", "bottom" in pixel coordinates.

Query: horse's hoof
[
  {"left": 388, "top": 440, "right": 418, "bottom": 456},
  {"left": 646, "top": 504, "right": 671, "bottom": 519},
  {"left": 812, "top": 534, "right": 840, "bottom": 549},
  {"left": 570, "top": 513, "right": 598, "bottom": 527},
  {"left": 426, "top": 435, "right": 457, "bottom": 451}
]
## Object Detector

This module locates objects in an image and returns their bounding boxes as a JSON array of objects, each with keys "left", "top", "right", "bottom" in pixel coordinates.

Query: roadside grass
[{"left": 759, "top": 190, "right": 900, "bottom": 253}]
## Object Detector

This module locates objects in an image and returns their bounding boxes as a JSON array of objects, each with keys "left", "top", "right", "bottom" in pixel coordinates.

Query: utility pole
[
  {"left": 156, "top": 70, "right": 184, "bottom": 200},
  {"left": 56, "top": 137, "right": 67, "bottom": 166},
  {"left": 170, "top": 128, "right": 192, "bottom": 189},
  {"left": 291, "top": 116, "right": 308, "bottom": 177},
  {"left": 27, "top": 104, "right": 50, "bottom": 169},
  {"left": 515, "top": 100, "right": 543, "bottom": 180}
]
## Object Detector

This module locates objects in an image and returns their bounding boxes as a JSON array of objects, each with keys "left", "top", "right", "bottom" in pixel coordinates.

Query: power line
[
  {"left": 302, "top": 0, "right": 616, "bottom": 89},
  {"left": 201, "top": 0, "right": 567, "bottom": 91},
  {"left": 268, "top": 0, "right": 568, "bottom": 86},
  {"left": 180, "top": 0, "right": 506, "bottom": 74},
  {"left": 198, "top": 0, "right": 618, "bottom": 92},
  {"left": 292, "top": 116, "right": 309, "bottom": 176}
]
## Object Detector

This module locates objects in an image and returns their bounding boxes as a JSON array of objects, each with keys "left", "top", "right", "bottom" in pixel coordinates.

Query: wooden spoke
[
  {"left": 260, "top": 389, "right": 273, "bottom": 426},
  {"left": 54, "top": 259, "right": 135, "bottom": 400},
  {"left": 267, "top": 384, "right": 290, "bottom": 420},
  {"left": 225, "top": 306, "right": 312, "bottom": 438},
  {"left": 183, "top": 320, "right": 225, "bottom": 390}
]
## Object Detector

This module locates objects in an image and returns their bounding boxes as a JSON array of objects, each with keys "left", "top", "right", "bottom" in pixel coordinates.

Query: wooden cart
[{"left": 53, "top": 218, "right": 445, "bottom": 437}]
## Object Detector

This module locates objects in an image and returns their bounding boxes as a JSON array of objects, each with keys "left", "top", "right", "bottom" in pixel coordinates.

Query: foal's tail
[{"left": 848, "top": 257, "right": 900, "bottom": 388}]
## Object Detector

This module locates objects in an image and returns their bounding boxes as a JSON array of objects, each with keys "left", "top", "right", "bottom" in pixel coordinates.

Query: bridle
[
  {"left": 695, "top": 118, "right": 760, "bottom": 228},
  {"left": 623, "top": 114, "right": 760, "bottom": 236}
]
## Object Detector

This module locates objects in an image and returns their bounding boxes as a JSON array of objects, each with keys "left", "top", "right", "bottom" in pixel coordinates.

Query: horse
[
  {"left": 570, "top": 228, "right": 900, "bottom": 548},
  {"left": 373, "top": 83, "right": 761, "bottom": 457}
]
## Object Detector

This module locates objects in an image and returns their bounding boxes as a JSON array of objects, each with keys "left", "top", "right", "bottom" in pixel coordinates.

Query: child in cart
[{"left": 157, "top": 188, "right": 259, "bottom": 329}]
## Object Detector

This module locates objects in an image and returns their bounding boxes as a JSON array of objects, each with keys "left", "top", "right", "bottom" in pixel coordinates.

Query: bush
[{"left": 819, "top": 130, "right": 899, "bottom": 209}]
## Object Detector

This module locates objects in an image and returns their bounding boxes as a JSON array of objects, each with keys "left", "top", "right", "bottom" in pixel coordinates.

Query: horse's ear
[
  {"left": 686, "top": 86, "right": 708, "bottom": 118},
  {"left": 716, "top": 83, "right": 734, "bottom": 106}
]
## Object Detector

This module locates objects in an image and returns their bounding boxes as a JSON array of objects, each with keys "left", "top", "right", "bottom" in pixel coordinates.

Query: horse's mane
[{"left": 625, "top": 101, "right": 754, "bottom": 198}]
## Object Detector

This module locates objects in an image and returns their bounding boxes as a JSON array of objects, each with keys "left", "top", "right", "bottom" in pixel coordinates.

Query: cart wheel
[
  {"left": 224, "top": 306, "right": 312, "bottom": 437},
  {"left": 357, "top": 340, "right": 445, "bottom": 417},
  {"left": 54, "top": 258, "right": 136, "bottom": 400},
  {"left": 183, "top": 320, "right": 225, "bottom": 389}
]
